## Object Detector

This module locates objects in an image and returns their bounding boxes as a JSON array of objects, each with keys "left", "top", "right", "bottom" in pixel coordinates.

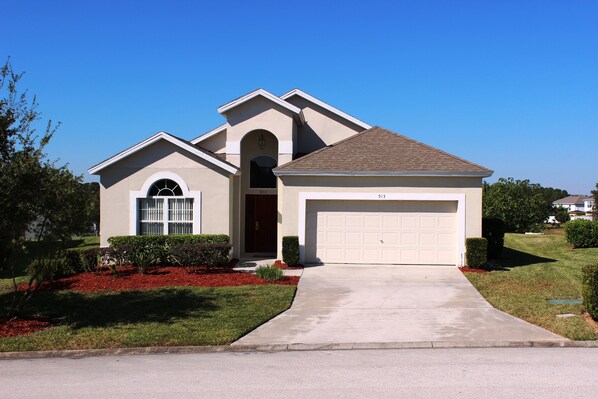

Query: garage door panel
[
  {"left": 306, "top": 200, "right": 457, "bottom": 265},
  {"left": 401, "top": 232, "right": 418, "bottom": 245},
  {"left": 382, "top": 232, "right": 398, "bottom": 245},
  {"left": 401, "top": 216, "right": 418, "bottom": 229},
  {"left": 420, "top": 216, "right": 436, "bottom": 229},
  {"left": 345, "top": 232, "right": 362, "bottom": 245}
]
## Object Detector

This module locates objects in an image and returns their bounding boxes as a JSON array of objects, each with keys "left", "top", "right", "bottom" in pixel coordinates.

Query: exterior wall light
[{"left": 258, "top": 132, "right": 266, "bottom": 150}]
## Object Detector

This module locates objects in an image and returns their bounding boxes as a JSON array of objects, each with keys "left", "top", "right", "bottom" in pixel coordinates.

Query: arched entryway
[{"left": 240, "top": 130, "right": 278, "bottom": 253}]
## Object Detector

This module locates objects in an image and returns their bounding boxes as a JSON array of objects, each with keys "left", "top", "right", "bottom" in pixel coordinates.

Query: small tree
[
  {"left": 483, "top": 177, "right": 550, "bottom": 233},
  {"left": 554, "top": 206, "right": 570, "bottom": 224}
]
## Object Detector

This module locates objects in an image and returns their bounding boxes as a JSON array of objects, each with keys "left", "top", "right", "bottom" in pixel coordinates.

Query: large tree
[
  {"left": 483, "top": 177, "right": 551, "bottom": 233},
  {"left": 1, "top": 59, "right": 89, "bottom": 313}
]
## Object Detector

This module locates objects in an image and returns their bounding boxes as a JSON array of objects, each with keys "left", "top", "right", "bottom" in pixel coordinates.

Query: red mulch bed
[
  {"left": 459, "top": 266, "right": 489, "bottom": 274},
  {"left": 0, "top": 317, "right": 54, "bottom": 338},
  {"left": 18, "top": 266, "right": 299, "bottom": 293},
  {"left": 273, "top": 260, "right": 304, "bottom": 270}
]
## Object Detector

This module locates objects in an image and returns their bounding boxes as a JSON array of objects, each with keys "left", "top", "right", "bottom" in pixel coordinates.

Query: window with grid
[{"left": 138, "top": 179, "right": 193, "bottom": 235}]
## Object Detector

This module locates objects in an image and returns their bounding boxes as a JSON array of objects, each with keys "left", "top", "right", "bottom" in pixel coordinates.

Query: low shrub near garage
[
  {"left": 255, "top": 265, "right": 284, "bottom": 281},
  {"left": 465, "top": 238, "right": 487, "bottom": 269},
  {"left": 482, "top": 217, "right": 505, "bottom": 258},
  {"left": 582, "top": 264, "right": 598, "bottom": 320},
  {"left": 282, "top": 236, "right": 300, "bottom": 266},
  {"left": 565, "top": 220, "right": 598, "bottom": 248}
]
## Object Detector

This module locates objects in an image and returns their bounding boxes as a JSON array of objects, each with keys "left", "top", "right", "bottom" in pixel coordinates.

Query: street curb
[{"left": 1, "top": 340, "right": 597, "bottom": 360}]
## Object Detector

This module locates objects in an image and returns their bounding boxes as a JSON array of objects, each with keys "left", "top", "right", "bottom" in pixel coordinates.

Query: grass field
[
  {"left": 0, "top": 285, "right": 296, "bottom": 351},
  {"left": 465, "top": 232, "right": 598, "bottom": 340}
]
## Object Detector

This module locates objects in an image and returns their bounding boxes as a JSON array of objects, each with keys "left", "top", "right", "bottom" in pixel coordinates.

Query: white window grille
[{"left": 137, "top": 179, "right": 194, "bottom": 235}]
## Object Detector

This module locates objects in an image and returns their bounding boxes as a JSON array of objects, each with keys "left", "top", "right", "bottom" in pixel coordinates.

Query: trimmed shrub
[
  {"left": 466, "top": 238, "right": 488, "bottom": 269},
  {"left": 482, "top": 217, "right": 505, "bottom": 258},
  {"left": 565, "top": 220, "right": 598, "bottom": 248},
  {"left": 582, "top": 264, "right": 598, "bottom": 320},
  {"left": 170, "top": 243, "right": 232, "bottom": 273},
  {"left": 282, "top": 236, "right": 300, "bottom": 266},
  {"left": 107, "top": 234, "right": 231, "bottom": 267},
  {"left": 255, "top": 265, "right": 283, "bottom": 281}
]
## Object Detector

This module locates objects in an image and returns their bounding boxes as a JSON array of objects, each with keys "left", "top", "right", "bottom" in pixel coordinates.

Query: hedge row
[
  {"left": 565, "top": 220, "right": 598, "bottom": 248},
  {"left": 107, "top": 234, "right": 230, "bottom": 248},
  {"left": 107, "top": 235, "right": 230, "bottom": 266}
]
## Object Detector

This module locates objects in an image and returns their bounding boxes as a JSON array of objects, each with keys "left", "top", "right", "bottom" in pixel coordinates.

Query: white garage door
[{"left": 305, "top": 200, "right": 457, "bottom": 265}]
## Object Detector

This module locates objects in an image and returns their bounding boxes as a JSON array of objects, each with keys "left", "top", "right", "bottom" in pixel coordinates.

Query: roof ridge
[
  {"left": 384, "top": 128, "right": 492, "bottom": 173},
  {"left": 275, "top": 126, "right": 377, "bottom": 169}
]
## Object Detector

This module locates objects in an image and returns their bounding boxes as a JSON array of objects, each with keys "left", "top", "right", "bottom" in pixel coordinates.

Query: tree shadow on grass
[
  {"left": 1, "top": 288, "right": 221, "bottom": 330},
  {"left": 490, "top": 247, "right": 557, "bottom": 271}
]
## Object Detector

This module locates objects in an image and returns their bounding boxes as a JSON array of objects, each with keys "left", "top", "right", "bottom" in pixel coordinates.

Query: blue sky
[{"left": 2, "top": 0, "right": 596, "bottom": 194}]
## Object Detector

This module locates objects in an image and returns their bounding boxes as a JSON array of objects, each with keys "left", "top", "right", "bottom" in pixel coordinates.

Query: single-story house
[
  {"left": 552, "top": 195, "right": 594, "bottom": 221},
  {"left": 89, "top": 88, "right": 493, "bottom": 266}
]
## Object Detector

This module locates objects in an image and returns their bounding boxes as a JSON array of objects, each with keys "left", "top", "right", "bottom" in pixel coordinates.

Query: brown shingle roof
[
  {"left": 553, "top": 195, "right": 592, "bottom": 205},
  {"left": 274, "top": 127, "right": 493, "bottom": 176}
]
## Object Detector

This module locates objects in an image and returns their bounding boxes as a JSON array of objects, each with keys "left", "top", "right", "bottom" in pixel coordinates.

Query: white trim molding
[
  {"left": 129, "top": 172, "right": 202, "bottom": 235},
  {"left": 297, "top": 192, "right": 467, "bottom": 266},
  {"left": 88, "top": 131, "right": 239, "bottom": 175},
  {"left": 280, "top": 89, "right": 372, "bottom": 130},
  {"left": 218, "top": 89, "right": 301, "bottom": 116}
]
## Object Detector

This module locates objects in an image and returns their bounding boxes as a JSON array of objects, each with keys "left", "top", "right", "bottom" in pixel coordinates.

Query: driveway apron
[{"left": 233, "top": 264, "right": 565, "bottom": 345}]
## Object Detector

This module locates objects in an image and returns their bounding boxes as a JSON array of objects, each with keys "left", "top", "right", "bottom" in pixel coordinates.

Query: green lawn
[
  {"left": 0, "top": 285, "right": 296, "bottom": 352},
  {"left": 465, "top": 232, "right": 598, "bottom": 340},
  {"left": 0, "top": 236, "right": 100, "bottom": 290}
]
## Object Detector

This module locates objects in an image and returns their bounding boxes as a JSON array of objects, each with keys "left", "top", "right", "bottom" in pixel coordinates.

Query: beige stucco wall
[
  {"left": 225, "top": 97, "right": 296, "bottom": 164},
  {"left": 196, "top": 128, "right": 227, "bottom": 153},
  {"left": 276, "top": 175, "right": 483, "bottom": 259},
  {"left": 284, "top": 95, "right": 366, "bottom": 154},
  {"left": 99, "top": 140, "right": 232, "bottom": 247}
]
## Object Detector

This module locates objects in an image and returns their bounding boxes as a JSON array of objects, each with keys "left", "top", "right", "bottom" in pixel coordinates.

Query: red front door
[{"left": 245, "top": 195, "right": 277, "bottom": 253}]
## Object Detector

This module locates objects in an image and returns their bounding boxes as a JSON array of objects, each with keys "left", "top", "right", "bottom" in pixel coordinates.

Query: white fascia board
[
  {"left": 280, "top": 89, "right": 372, "bottom": 129},
  {"left": 273, "top": 170, "right": 493, "bottom": 178},
  {"left": 88, "top": 132, "right": 239, "bottom": 175},
  {"left": 217, "top": 89, "right": 301, "bottom": 116},
  {"left": 190, "top": 123, "right": 228, "bottom": 145}
]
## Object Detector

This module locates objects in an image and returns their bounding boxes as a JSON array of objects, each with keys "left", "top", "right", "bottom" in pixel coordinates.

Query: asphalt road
[{"left": 1, "top": 348, "right": 597, "bottom": 399}]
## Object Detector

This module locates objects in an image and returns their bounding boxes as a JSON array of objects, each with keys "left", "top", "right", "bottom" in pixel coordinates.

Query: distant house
[{"left": 552, "top": 195, "right": 594, "bottom": 221}]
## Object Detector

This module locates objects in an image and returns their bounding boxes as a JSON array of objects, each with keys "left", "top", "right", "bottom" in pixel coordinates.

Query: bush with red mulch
[
  {"left": 273, "top": 260, "right": 304, "bottom": 270},
  {"left": 17, "top": 266, "right": 299, "bottom": 293},
  {"left": 459, "top": 266, "right": 489, "bottom": 274},
  {"left": 0, "top": 317, "right": 54, "bottom": 337}
]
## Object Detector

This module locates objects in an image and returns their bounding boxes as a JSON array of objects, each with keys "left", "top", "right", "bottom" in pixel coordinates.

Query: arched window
[
  {"left": 147, "top": 179, "right": 183, "bottom": 196},
  {"left": 138, "top": 178, "right": 194, "bottom": 235},
  {"left": 250, "top": 156, "right": 277, "bottom": 188}
]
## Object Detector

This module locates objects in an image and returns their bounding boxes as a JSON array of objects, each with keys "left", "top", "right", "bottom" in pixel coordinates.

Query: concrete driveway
[{"left": 234, "top": 264, "right": 565, "bottom": 345}]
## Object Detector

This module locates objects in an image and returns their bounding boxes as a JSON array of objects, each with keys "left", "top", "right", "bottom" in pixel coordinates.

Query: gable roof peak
[
  {"left": 217, "top": 88, "right": 301, "bottom": 116},
  {"left": 88, "top": 131, "right": 239, "bottom": 175}
]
